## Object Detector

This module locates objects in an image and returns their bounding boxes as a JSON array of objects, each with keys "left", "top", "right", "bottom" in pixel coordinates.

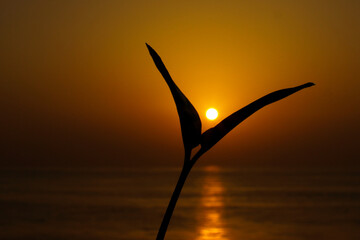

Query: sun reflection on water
[{"left": 196, "top": 166, "right": 229, "bottom": 240}]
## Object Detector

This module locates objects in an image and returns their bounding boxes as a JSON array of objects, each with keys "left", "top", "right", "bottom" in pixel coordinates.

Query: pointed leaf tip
[
  {"left": 145, "top": 43, "right": 155, "bottom": 55},
  {"left": 303, "top": 82, "right": 315, "bottom": 88}
]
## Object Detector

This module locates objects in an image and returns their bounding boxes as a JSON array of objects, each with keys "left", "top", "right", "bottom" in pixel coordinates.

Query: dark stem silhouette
[
  {"left": 146, "top": 43, "right": 314, "bottom": 240},
  {"left": 156, "top": 161, "right": 191, "bottom": 240},
  {"left": 156, "top": 153, "right": 202, "bottom": 240}
]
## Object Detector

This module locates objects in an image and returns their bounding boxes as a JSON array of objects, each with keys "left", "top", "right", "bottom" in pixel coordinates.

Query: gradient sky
[{"left": 1, "top": 0, "right": 359, "bottom": 168}]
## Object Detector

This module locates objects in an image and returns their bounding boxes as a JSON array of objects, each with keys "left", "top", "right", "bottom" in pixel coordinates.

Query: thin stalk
[
  {"left": 156, "top": 149, "right": 205, "bottom": 240},
  {"left": 156, "top": 162, "right": 191, "bottom": 240}
]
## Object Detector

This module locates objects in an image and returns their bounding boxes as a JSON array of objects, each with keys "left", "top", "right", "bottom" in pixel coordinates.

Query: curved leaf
[
  {"left": 201, "top": 82, "right": 315, "bottom": 152},
  {"left": 146, "top": 43, "right": 202, "bottom": 156}
]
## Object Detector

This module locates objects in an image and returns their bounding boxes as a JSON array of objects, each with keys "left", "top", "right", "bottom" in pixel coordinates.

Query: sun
[{"left": 206, "top": 108, "right": 218, "bottom": 120}]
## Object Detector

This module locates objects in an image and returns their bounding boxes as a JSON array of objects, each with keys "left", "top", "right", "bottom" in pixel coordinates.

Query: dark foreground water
[{"left": 1, "top": 166, "right": 360, "bottom": 240}]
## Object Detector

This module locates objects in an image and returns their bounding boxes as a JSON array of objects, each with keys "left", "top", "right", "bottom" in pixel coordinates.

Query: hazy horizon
[{"left": 1, "top": 166, "right": 359, "bottom": 239}]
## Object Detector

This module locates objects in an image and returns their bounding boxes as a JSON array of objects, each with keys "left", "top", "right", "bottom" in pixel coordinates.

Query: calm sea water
[{"left": 1, "top": 166, "right": 360, "bottom": 240}]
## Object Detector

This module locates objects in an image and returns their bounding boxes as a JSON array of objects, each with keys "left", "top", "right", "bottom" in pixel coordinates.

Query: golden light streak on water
[{"left": 196, "top": 166, "right": 229, "bottom": 240}]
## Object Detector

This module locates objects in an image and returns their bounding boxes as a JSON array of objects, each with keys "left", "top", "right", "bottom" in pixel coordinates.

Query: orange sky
[{"left": 1, "top": 0, "right": 359, "bottom": 167}]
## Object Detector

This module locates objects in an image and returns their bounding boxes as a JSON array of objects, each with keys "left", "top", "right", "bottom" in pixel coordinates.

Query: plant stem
[
  {"left": 155, "top": 149, "right": 204, "bottom": 240},
  {"left": 156, "top": 162, "right": 191, "bottom": 240}
]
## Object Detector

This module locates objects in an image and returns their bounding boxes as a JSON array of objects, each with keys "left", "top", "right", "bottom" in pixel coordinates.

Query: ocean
[{"left": 1, "top": 166, "right": 359, "bottom": 240}]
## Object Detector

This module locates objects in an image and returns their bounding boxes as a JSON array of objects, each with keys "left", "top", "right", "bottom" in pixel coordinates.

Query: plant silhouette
[{"left": 146, "top": 43, "right": 314, "bottom": 240}]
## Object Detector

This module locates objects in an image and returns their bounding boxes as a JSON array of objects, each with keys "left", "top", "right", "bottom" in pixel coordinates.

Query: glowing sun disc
[{"left": 206, "top": 108, "right": 218, "bottom": 120}]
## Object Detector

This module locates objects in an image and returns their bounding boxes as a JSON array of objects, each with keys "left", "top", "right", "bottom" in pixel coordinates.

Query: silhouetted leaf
[
  {"left": 146, "top": 43, "right": 202, "bottom": 156},
  {"left": 200, "top": 82, "right": 315, "bottom": 152}
]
